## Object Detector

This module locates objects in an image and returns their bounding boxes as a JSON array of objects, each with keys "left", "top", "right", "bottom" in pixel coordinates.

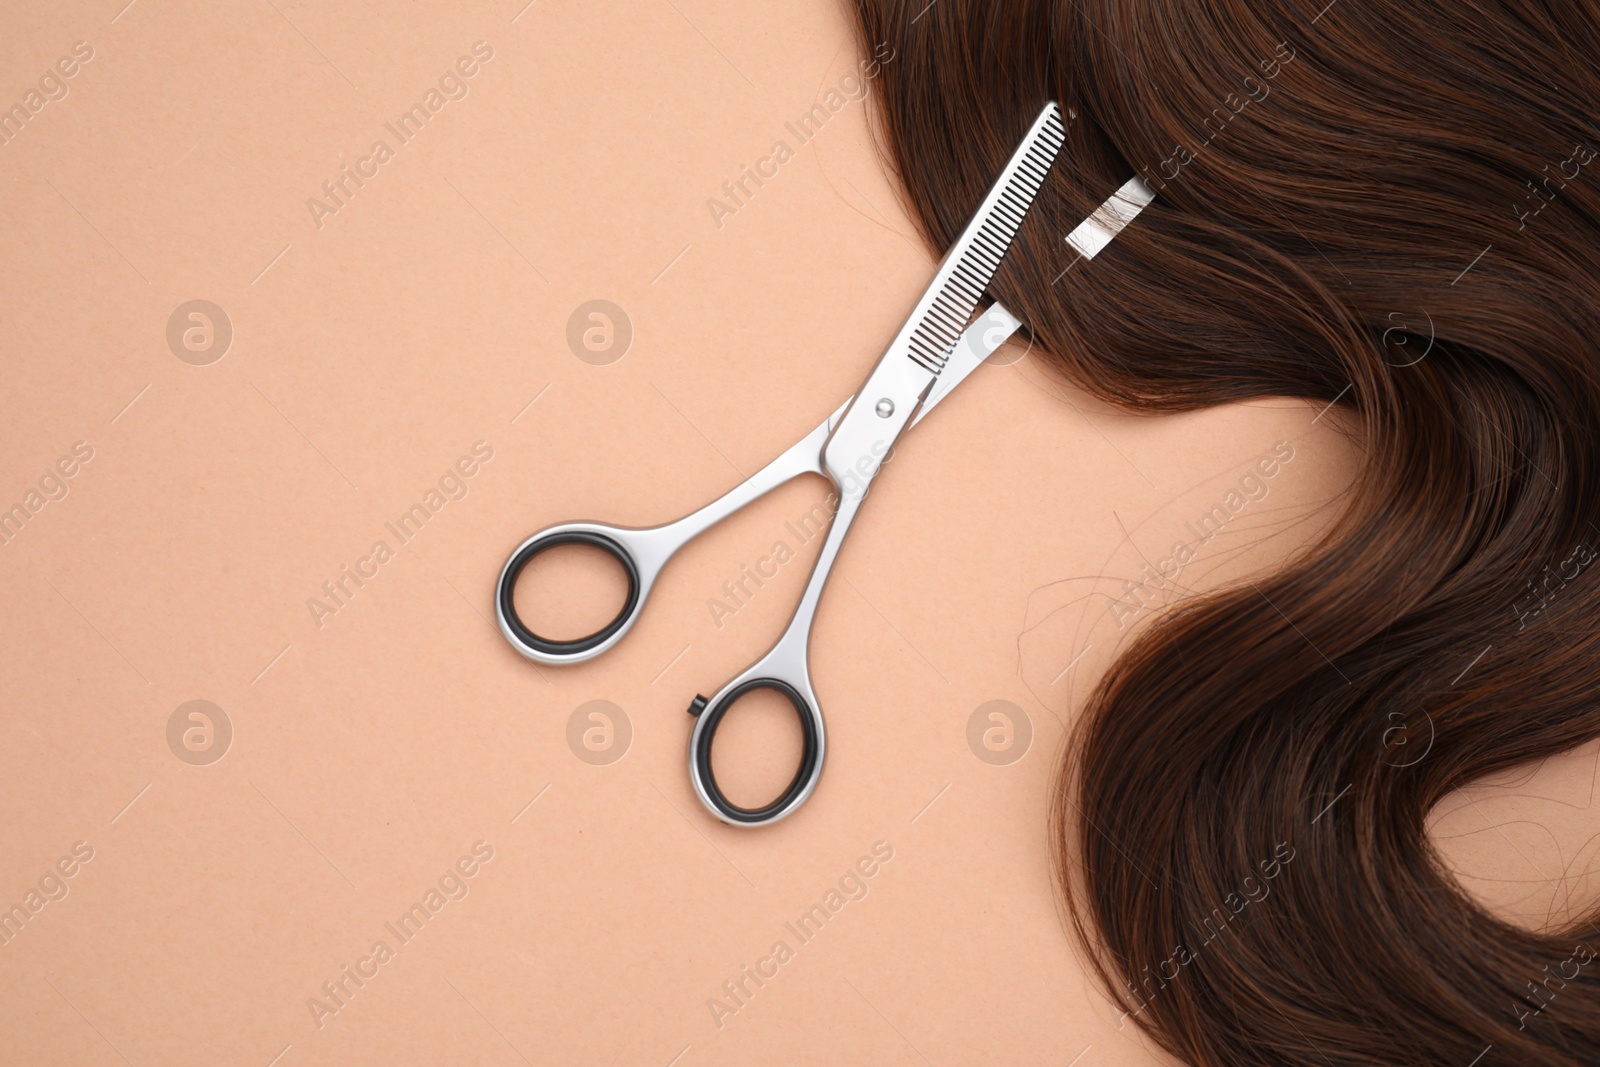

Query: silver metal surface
[
  {"left": 685, "top": 483, "right": 866, "bottom": 825},
  {"left": 900, "top": 103, "right": 1067, "bottom": 373},
  {"left": 913, "top": 176, "right": 1155, "bottom": 429},
  {"left": 1066, "top": 176, "right": 1156, "bottom": 259},
  {"left": 686, "top": 103, "right": 1077, "bottom": 826},
  {"left": 494, "top": 397, "right": 849, "bottom": 665},
  {"left": 912, "top": 302, "right": 1023, "bottom": 427},
  {"left": 494, "top": 294, "right": 1019, "bottom": 669},
  {"left": 496, "top": 107, "right": 1158, "bottom": 827},
  {"left": 815, "top": 102, "right": 1071, "bottom": 508}
]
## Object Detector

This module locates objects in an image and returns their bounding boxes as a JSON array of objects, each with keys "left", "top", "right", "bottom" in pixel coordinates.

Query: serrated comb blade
[{"left": 902, "top": 102, "right": 1067, "bottom": 375}]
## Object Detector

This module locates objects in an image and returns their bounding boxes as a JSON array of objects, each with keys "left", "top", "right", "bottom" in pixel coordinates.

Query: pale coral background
[{"left": 1, "top": 2, "right": 1593, "bottom": 1065}]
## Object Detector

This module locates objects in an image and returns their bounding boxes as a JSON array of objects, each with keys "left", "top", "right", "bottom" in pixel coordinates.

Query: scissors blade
[
  {"left": 1065, "top": 175, "right": 1157, "bottom": 260},
  {"left": 910, "top": 303, "right": 1022, "bottom": 429},
  {"left": 910, "top": 175, "right": 1157, "bottom": 428},
  {"left": 819, "top": 102, "right": 1069, "bottom": 476},
  {"left": 817, "top": 307, "right": 1017, "bottom": 442},
  {"left": 898, "top": 103, "right": 1068, "bottom": 378}
]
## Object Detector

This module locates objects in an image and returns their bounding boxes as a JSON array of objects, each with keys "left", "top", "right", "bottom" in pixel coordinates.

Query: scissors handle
[
  {"left": 495, "top": 401, "right": 848, "bottom": 665},
  {"left": 495, "top": 521, "right": 659, "bottom": 662},
  {"left": 687, "top": 678, "right": 824, "bottom": 825},
  {"left": 686, "top": 475, "right": 872, "bottom": 825}
]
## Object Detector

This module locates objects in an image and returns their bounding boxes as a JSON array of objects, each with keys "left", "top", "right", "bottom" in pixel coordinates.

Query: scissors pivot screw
[
  {"left": 687, "top": 694, "right": 709, "bottom": 717},
  {"left": 874, "top": 398, "right": 895, "bottom": 418}
]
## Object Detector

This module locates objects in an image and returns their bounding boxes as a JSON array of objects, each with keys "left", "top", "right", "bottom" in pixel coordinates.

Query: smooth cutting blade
[
  {"left": 1065, "top": 175, "right": 1157, "bottom": 260},
  {"left": 900, "top": 102, "right": 1067, "bottom": 376}
]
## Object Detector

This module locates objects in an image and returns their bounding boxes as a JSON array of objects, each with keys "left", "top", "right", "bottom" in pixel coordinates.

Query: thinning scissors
[{"left": 497, "top": 101, "right": 1154, "bottom": 826}]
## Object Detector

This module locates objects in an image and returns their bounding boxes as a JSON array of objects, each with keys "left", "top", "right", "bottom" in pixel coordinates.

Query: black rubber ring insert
[
  {"left": 498, "top": 531, "right": 641, "bottom": 657},
  {"left": 693, "top": 678, "right": 821, "bottom": 824}
]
